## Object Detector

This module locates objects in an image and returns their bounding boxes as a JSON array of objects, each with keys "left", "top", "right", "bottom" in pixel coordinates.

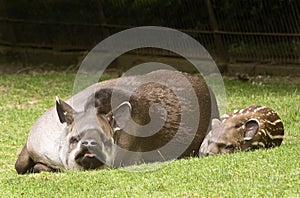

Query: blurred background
[{"left": 0, "top": 0, "right": 299, "bottom": 75}]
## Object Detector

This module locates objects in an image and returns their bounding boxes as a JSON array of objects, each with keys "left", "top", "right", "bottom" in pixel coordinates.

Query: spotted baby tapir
[{"left": 199, "top": 105, "right": 284, "bottom": 156}]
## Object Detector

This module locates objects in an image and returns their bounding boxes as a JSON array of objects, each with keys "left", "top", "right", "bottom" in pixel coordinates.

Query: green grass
[{"left": 0, "top": 73, "right": 299, "bottom": 197}]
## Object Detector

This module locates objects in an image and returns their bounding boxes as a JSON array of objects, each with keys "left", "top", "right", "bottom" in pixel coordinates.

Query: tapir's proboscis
[{"left": 15, "top": 70, "right": 219, "bottom": 174}]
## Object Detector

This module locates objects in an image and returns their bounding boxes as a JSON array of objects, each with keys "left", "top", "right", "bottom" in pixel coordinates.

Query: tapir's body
[
  {"left": 199, "top": 105, "right": 284, "bottom": 156},
  {"left": 15, "top": 70, "right": 219, "bottom": 174}
]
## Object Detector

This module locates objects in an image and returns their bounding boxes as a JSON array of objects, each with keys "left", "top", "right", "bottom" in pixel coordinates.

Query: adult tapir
[{"left": 15, "top": 70, "right": 219, "bottom": 174}]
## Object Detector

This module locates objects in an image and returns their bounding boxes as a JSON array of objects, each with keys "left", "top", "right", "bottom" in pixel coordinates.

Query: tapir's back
[{"left": 129, "top": 71, "right": 218, "bottom": 156}]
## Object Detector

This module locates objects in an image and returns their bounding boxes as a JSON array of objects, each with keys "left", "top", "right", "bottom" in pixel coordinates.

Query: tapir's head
[
  {"left": 56, "top": 97, "right": 131, "bottom": 170},
  {"left": 199, "top": 118, "right": 260, "bottom": 156}
]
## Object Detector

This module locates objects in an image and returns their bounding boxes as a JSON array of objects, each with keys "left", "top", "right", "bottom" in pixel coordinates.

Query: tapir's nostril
[{"left": 82, "top": 139, "right": 98, "bottom": 147}]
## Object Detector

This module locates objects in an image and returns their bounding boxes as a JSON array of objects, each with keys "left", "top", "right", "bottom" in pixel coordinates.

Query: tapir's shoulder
[{"left": 27, "top": 107, "right": 67, "bottom": 169}]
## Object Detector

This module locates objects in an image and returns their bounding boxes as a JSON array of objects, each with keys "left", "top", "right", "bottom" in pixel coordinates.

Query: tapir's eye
[{"left": 70, "top": 136, "right": 79, "bottom": 144}]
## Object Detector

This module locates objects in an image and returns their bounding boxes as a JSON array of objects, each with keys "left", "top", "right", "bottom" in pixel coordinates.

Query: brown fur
[{"left": 88, "top": 71, "right": 219, "bottom": 166}]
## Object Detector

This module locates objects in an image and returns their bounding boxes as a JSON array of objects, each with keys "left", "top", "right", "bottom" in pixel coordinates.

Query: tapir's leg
[
  {"left": 33, "top": 163, "right": 57, "bottom": 173},
  {"left": 15, "top": 144, "right": 35, "bottom": 174}
]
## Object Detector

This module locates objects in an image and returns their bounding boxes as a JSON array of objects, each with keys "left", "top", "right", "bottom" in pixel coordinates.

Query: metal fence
[{"left": 0, "top": 0, "right": 299, "bottom": 64}]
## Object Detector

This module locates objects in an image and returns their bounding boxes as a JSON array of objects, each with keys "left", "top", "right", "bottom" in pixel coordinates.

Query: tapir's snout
[
  {"left": 82, "top": 139, "right": 98, "bottom": 148},
  {"left": 74, "top": 137, "right": 107, "bottom": 169}
]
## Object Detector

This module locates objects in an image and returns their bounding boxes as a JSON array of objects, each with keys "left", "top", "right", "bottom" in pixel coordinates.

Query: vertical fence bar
[
  {"left": 205, "top": 0, "right": 228, "bottom": 63},
  {"left": 97, "top": 0, "right": 110, "bottom": 39}
]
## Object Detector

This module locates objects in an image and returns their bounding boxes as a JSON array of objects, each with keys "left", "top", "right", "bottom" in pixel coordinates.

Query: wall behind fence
[{"left": 0, "top": 0, "right": 299, "bottom": 65}]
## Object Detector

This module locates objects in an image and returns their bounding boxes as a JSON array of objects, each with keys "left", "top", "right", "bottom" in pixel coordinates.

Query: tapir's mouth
[
  {"left": 83, "top": 151, "right": 96, "bottom": 158},
  {"left": 75, "top": 148, "right": 105, "bottom": 169}
]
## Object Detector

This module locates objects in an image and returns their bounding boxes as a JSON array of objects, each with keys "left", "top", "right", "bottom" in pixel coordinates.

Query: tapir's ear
[
  {"left": 244, "top": 118, "right": 259, "bottom": 141},
  {"left": 56, "top": 96, "right": 76, "bottom": 125},
  {"left": 106, "top": 101, "right": 132, "bottom": 131}
]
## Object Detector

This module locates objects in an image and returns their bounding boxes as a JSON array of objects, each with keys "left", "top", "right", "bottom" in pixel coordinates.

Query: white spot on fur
[
  {"left": 221, "top": 114, "right": 230, "bottom": 119},
  {"left": 264, "top": 119, "right": 282, "bottom": 125},
  {"left": 251, "top": 141, "right": 265, "bottom": 147}
]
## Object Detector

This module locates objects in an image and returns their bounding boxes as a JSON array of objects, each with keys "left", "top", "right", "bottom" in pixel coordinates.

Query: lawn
[{"left": 0, "top": 72, "right": 299, "bottom": 197}]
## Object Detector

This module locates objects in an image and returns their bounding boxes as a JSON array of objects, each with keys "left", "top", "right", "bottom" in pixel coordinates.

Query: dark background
[{"left": 0, "top": 0, "right": 299, "bottom": 74}]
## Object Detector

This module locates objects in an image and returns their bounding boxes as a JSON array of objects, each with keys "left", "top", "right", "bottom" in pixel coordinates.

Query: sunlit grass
[{"left": 0, "top": 73, "right": 299, "bottom": 197}]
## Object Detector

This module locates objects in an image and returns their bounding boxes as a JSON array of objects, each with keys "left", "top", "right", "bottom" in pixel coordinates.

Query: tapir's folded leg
[
  {"left": 15, "top": 144, "right": 35, "bottom": 174},
  {"left": 33, "top": 163, "right": 57, "bottom": 173}
]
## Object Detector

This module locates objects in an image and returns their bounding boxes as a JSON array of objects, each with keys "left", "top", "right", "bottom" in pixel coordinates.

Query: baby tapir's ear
[
  {"left": 106, "top": 101, "right": 132, "bottom": 132},
  {"left": 244, "top": 118, "right": 259, "bottom": 141},
  {"left": 56, "top": 96, "right": 76, "bottom": 125}
]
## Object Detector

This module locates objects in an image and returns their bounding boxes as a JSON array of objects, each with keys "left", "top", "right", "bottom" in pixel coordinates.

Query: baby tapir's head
[{"left": 56, "top": 97, "right": 131, "bottom": 170}]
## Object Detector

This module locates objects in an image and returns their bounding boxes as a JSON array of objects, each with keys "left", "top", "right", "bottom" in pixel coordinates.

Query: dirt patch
[
  {"left": 0, "top": 62, "right": 78, "bottom": 74},
  {"left": 0, "top": 62, "right": 299, "bottom": 85},
  {"left": 223, "top": 74, "right": 300, "bottom": 84}
]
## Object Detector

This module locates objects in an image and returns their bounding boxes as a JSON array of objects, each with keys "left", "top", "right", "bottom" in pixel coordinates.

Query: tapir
[
  {"left": 15, "top": 70, "right": 219, "bottom": 174},
  {"left": 199, "top": 105, "right": 284, "bottom": 156}
]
